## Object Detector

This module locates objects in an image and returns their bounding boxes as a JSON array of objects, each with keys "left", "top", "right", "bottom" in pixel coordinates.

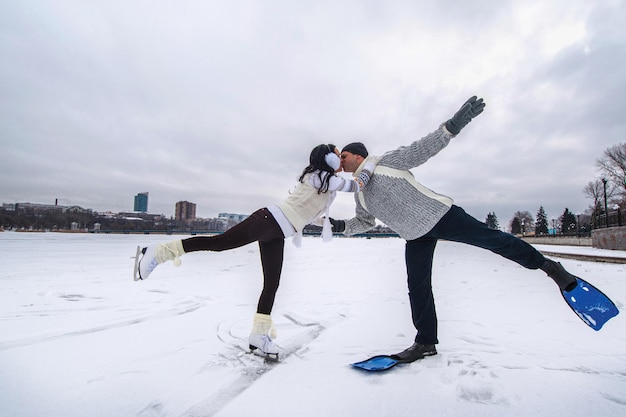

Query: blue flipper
[
  {"left": 562, "top": 277, "right": 619, "bottom": 331},
  {"left": 351, "top": 355, "right": 399, "bottom": 371}
]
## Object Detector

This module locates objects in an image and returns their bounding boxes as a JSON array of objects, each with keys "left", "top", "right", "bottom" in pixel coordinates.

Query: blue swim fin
[
  {"left": 351, "top": 355, "right": 399, "bottom": 371},
  {"left": 561, "top": 277, "right": 619, "bottom": 331}
]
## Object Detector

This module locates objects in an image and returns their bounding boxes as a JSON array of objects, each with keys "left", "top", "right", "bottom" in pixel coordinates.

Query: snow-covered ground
[
  {"left": 533, "top": 243, "right": 626, "bottom": 260},
  {"left": 1, "top": 232, "right": 625, "bottom": 417}
]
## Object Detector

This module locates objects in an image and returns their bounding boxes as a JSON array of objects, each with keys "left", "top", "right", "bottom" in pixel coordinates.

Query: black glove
[
  {"left": 445, "top": 96, "right": 485, "bottom": 135},
  {"left": 329, "top": 218, "right": 346, "bottom": 233}
]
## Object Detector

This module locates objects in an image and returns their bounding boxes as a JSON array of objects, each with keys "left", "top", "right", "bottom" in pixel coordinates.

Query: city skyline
[{"left": 2, "top": 197, "right": 249, "bottom": 221}]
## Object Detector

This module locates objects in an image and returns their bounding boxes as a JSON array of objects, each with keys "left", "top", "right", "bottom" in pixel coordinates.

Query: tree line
[
  {"left": 485, "top": 207, "right": 589, "bottom": 236},
  {"left": 485, "top": 143, "right": 626, "bottom": 235}
]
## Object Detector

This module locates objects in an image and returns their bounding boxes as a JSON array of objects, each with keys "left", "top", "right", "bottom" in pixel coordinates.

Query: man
[{"left": 333, "top": 96, "right": 578, "bottom": 363}]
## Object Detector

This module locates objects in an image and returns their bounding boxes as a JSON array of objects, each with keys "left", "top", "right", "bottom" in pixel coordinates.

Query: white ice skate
[
  {"left": 249, "top": 333, "right": 279, "bottom": 360},
  {"left": 249, "top": 313, "right": 279, "bottom": 360},
  {"left": 133, "top": 240, "right": 184, "bottom": 281}
]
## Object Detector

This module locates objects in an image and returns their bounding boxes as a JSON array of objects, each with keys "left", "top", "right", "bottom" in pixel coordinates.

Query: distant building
[
  {"left": 134, "top": 192, "right": 149, "bottom": 213},
  {"left": 218, "top": 213, "right": 249, "bottom": 223},
  {"left": 15, "top": 202, "right": 64, "bottom": 212},
  {"left": 12, "top": 202, "right": 90, "bottom": 214},
  {"left": 175, "top": 201, "right": 196, "bottom": 222},
  {"left": 66, "top": 206, "right": 91, "bottom": 214},
  {"left": 119, "top": 212, "right": 162, "bottom": 222}
]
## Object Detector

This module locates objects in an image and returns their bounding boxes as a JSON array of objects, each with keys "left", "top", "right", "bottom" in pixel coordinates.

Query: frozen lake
[{"left": 1, "top": 232, "right": 625, "bottom": 417}]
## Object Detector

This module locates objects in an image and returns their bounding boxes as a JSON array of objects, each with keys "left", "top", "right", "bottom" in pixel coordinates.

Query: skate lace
[
  {"left": 145, "top": 256, "right": 159, "bottom": 274},
  {"left": 251, "top": 334, "right": 278, "bottom": 354},
  {"left": 138, "top": 251, "right": 159, "bottom": 280},
  {"left": 261, "top": 334, "right": 276, "bottom": 351}
]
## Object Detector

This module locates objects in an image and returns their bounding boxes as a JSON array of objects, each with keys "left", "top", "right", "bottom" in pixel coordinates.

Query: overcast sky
[{"left": 1, "top": 0, "right": 625, "bottom": 227}]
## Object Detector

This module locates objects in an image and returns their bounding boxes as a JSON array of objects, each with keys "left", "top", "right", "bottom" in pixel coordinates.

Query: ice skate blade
[
  {"left": 249, "top": 345, "right": 279, "bottom": 362},
  {"left": 132, "top": 246, "right": 142, "bottom": 281}
]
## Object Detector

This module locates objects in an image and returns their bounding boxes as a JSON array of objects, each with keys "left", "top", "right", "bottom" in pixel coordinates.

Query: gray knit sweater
[{"left": 344, "top": 124, "right": 455, "bottom": 240}]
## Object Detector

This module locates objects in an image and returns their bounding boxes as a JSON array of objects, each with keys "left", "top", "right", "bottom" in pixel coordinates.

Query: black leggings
[{"left": 182, "top": 208, "right": 285, "bottom": 314}]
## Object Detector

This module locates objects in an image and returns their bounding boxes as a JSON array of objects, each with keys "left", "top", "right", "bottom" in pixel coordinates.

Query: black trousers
[
  {"left": 182, "top": 208, "right": 285, "bottom": 314},
  {"left": 405, "top": 205, "right": 546, "bottom": 345}
]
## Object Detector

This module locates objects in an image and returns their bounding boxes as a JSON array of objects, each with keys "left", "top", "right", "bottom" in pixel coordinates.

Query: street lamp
[{"left": 602, "top": 178, "right": 608, "bottom": 227}]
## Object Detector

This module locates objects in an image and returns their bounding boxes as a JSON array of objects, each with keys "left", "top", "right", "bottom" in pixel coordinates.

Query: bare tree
[
  {"left": 596, "top": 143, "right": 626, "bottom": 202},
  {"left": 511, "top": 210, "right": 534, "bottom": 234},
  {"left": 583, "top": 180, "right": 607, "bottom": 212}
]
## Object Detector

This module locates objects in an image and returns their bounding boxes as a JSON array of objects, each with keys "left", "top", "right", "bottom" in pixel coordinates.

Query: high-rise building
[
  {"left": 175, "top": 200, "right": 196, "bottom": 222},
  {"left": 134, "top": 192, "right": 149, "bottom": 213}
]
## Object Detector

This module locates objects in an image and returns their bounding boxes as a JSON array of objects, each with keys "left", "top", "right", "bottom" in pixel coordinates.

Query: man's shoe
[{"left": 390, "top": 342, "right": 437, "bottom": 363}]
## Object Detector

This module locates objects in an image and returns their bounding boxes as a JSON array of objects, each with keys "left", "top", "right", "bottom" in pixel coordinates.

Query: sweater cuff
[{"left": 441, "top": 122, "right": 455, "bottom": 137}]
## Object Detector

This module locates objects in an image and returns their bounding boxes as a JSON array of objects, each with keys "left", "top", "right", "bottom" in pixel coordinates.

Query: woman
[{"left": 133, "top": 144, "right": 375, "bottom": 358}]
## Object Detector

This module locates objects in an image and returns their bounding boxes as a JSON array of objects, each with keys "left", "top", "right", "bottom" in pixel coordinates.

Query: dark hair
[{"left": 298, "top": 144, "right": 337, "bottom": 194}]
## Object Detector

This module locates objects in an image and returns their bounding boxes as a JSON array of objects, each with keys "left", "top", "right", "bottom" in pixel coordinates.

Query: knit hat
[{"left": 341, "top": 142, "right": 369, "bottom": 158}]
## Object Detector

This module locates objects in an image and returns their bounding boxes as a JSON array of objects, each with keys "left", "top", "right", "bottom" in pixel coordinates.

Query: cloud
[{"left": 1, "top": 0, "right": 624, "bottom": 226}]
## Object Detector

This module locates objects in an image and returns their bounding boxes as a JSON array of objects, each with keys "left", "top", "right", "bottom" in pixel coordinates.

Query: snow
[
  {"left": 1, "top": 232, "right": 625, "bottom": 417},
  {"left": 533, "top": 243, "right": 626, "bottom": 260}
]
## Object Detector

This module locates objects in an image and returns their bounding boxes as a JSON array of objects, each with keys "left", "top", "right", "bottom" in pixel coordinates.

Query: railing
[
  {"left": 594, "top": 209, "right": 625, "bottom": 228},
  {"left": 90, "top": 229, "right": 224, "bottom": 235}
]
